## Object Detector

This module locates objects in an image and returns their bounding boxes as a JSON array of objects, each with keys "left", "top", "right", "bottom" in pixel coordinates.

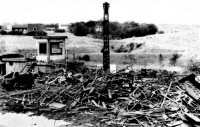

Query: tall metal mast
[{"left": 102, "top": 2, "right": 110, "bottom": 72}]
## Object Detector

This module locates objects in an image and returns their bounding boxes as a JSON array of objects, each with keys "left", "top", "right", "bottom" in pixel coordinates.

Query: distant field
[{"left": 0, "top": 35, "right": 36, "bottom": 52}]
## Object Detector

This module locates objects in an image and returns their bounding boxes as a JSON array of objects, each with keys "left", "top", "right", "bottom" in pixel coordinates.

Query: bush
[
  {"left": 186, "top": 59, "right": 200, "bottom": 74},
  {"left": 85, "top": 20, "right": 96, "bottom": 28},
  {"left": 170, "top": 53, "right": 180, "bottom": 66},
  {"left": 26, "top": 31, "right": 47, "bottom": 36},
  {"left": 146, "top": 24, "right": 158, "bottom": 35},
  {"left": 55, "top": 29, "right": 65, "bottom": 33},
  {"left": 112, "top": 43, "right": 144, "bottom": 53},
  {"left": 0, "top": 30, "right": 8, "bottom": 35},
  {"left": 158, "top": 31, "right": 164, "bottom": 34},
  {"left": 69, "top": 22, "right": 89, "bottom": 36},
  {"left": 110, "top": 46, "right": 115, "bottom": 50},
  {"left": 79, "top": 54, "right": 90, "bottom": 61},
  {"left": 136, "top": 43, "right": 143, "bottom": 49},
  {"left": 159, "top": 54, "right": 164, "bottom": 65},
  {"left": 114, "top": 45, "right": 128, "bottom": 53},
  {"left": 129, "top": 43, "right": 135, "bottom": 51},
  {"left": 8, "top": 31, "right": 23, "bottom": 35}
]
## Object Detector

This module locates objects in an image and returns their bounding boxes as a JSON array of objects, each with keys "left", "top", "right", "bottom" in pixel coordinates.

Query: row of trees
[
  {"left": 68, "top": 20, "right": 158, "bottom": 39},
  {"left": 68, "top": 21, "right": 97, "bottom": 36}
]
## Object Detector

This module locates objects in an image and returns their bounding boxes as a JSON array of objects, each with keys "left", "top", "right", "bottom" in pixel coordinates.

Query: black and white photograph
[{"left": 0, "top": 0, "right": 200, "bottom": 126}]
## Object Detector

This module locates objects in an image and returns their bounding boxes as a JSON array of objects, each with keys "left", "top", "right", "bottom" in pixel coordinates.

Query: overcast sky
[{"left": 0, "top": 0, "right": 199, "bottom": 25}]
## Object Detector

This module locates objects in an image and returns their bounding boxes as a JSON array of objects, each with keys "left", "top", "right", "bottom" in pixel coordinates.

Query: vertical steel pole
[{"left": 102, "top": 2, "right": 110, "bottom": 72}]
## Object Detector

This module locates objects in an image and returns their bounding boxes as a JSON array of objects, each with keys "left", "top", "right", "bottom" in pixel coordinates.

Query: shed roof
[
  {"left": 34, "top": 35, "right": 68, "bottom": 39},
  {"left": 0, "top": 53, "right": 23, "bottom": 60},
  {"left": 2, "top": 57, "right": 27, "bottom": 62},
  {"left": 12, "top": 24, "right": 28, "bottom": 28}
]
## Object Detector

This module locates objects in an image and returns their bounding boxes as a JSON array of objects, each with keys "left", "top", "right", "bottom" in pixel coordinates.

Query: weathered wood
[{"left": 0, "top": 88, "right": 41, "bottom": 99}]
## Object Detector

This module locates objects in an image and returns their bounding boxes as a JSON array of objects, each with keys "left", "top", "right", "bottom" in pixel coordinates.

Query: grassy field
[{"left": 74, "top": 52, "right": 186, "bottom": 73}]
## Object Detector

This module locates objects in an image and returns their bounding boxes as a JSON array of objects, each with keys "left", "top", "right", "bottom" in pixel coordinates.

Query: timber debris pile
[{"left": 1, "top": 68, "right": 200, "bottom": 127}]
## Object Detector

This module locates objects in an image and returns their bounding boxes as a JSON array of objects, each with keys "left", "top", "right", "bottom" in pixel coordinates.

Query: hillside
[
  {"left": 66, "top": 24, "right": 200, "bottom": 57},
  {"left": 110, "top": 24, "right": 200, "bottom": 55},
  {"left": 64, "top": 32, "right": 103, "bottom": 53}
]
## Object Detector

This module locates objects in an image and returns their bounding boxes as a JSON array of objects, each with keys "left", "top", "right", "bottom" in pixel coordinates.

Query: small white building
[
  {"left": 59, "top": 24, "right": 68, "bottom": 30},
  {"left": 3, "top": 24, "right": 12, "bottom": 32},
  {"left": 34, "top": 35, "right": 67, "bottom": 63}
]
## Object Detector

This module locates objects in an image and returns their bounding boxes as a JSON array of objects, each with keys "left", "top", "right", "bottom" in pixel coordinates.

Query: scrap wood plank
[
  {"left": 91, "top": 100, "right": 100, "bottom": 107},
  {"left": 73, "top": 106, "right": 89, "bottom": 111},
  {"left": 71, "top": 97, "right": 80, "bottom": 107},
  {"left": 102, "top": 102, "right": 107, "bottom": 108},
  {"left": 184, "top": 112, "right": 200, "bottom": 123},
  {"left": 121, "top": 111, "right": 149, "bottom": 116},
  {"left": 0, "top": 88, "right": 41, "bottom": 99},
  {"left": 166, "top": 121, "right": 183, "bottom": 127},
  {"left": 89, "top": 87, "right": 95, "bottom": 94},
  {"left": 108, "top": 89, "right": 112, "bottom": 99},
  {"left": 49, "top": 102, "right": 66, "bottom": 109},
  {"left": 88, "top": 72, "right": 98, "bottom": 87},
  {"left": 117, "top": 97, "right": 129, "bottom": 100},
  {"left": 160, "top": 91, "right": 182, "bottom": 106}
]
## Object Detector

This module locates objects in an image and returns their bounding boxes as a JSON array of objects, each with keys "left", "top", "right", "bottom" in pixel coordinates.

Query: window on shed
[
  {"left": 39, "top": 43, "right": 47, "bottom": 54},
  {"left": 50, "top": 42, "right": 62, "bottom": 55}
]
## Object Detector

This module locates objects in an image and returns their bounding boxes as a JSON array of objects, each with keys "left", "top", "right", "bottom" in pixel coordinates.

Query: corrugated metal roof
[
  {"left": 2, "top": 57, "right": 27, "bottom": 62},
  {"left": 34, "top": 34, "right": 68, "bottom": 39}
]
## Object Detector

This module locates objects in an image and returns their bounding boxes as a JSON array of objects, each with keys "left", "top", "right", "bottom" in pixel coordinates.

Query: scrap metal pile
[{"left": 1, "top": 68, "right": 200, "bottom": 127}]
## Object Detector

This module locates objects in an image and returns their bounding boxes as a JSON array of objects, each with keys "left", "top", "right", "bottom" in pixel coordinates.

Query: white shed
[{"left": 34, "top": 35, "right": 67, "bottom": 62}]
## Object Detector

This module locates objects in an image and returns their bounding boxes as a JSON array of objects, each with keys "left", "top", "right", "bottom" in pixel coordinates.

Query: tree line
[{"left": 68, "top": 20, "right": 158, "bottom": 39}]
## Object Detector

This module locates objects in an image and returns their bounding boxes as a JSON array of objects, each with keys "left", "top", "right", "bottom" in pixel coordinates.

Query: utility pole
[{"left": 102, "top": 2, "right": 110, "bottom": 72}]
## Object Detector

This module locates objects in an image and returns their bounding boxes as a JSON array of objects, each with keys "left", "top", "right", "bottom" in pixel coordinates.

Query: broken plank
[{"left": 0, "top": 88, "right": 41, "bottom": 99}]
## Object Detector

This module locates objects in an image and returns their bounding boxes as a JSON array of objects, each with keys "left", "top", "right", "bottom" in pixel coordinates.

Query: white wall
[
  {"left": 6, "top": 62, "right": 25, "bottom": 74},
  {"left": 36, "top": 55, "right": 65, "bottom": 62}
]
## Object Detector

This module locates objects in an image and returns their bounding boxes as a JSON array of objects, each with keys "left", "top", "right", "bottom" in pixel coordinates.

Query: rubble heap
[{"left": 1, "top": 68, "right": 200, "bottom": 127}]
